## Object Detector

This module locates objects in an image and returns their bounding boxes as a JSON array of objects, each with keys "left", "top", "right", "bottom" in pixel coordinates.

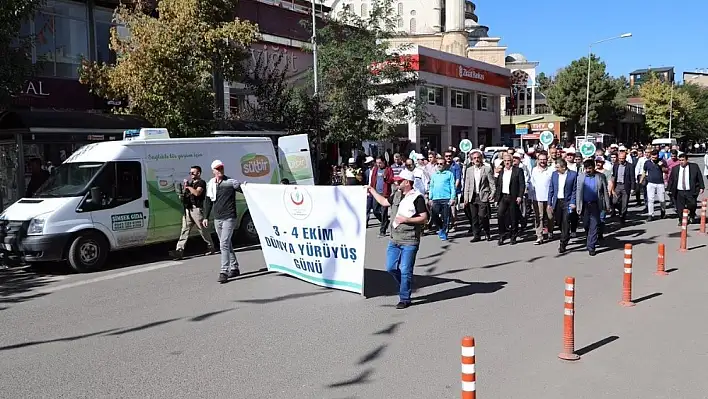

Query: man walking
[
  {"left": 634, "top": 148, "right": 648, "bottom": 208},
  {"left": 668, "top": 153, "right": 705, "bottom": 225},
  {"left": 548, "top": 159, "right": 577, "bottom": 253},
  {"left": 429, "top": 156, "right": 456, "bottom": 240},
  {"left": 369, "top": 157, "right": 394, "bottom": 237},
  {"left": 576, "top": 159, "right": 611, "bottom": 256},
  {"left": 642, "top": 150, "right": 667, "bottom": 222},
  {"left": 170, "top": 165, "right": 215, "bottom": 260},
  {"left": 463, "top": 150, "right": 495, "bottom": 242},
  {"left": 203, "top": 160, "right": 244, "bottom": 283},
  {"left": 495, "top": 153, "right": 525, "bottom": 245},
  {"left": 529, "top": 151, "right": 553, "bottom": 244},
  {"left": 444, "top": 151, "right": 462, "bottom": 231},
  {"left": 611, "top": 151, "right": 635, "bottom": 224},
  {"left": 367, "top": 169, "right": 428, "bottom": 309}
]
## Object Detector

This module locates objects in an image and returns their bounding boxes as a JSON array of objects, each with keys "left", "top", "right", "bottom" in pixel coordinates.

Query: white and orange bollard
[
  {"left": 679, "top": 209, "right": 689, "bottom": 252},
  {"left": 558, "top": 276, "right": 580, "bottom": 361},
  {"left": 700, "top": 200, "right": 707, "bottom": 235},
  {"left": 461, "top": 336, "right": 476, "bottom": 399},
  {"left": 655, "top": 243, "right": 668, "bottom": 276},
  {"left": 620, "top": 244, "right": 635, "bottom": 307}
]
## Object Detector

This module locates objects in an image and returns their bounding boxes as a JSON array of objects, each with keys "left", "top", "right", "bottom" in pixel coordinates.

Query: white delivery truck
[{"left": 0, "top": 128, "right": 313, "bottom": 272}]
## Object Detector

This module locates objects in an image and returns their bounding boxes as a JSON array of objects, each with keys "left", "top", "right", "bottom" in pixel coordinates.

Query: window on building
[
  {"left": 409, "top": 18, "right": 416, "bottom": 32},
  {"left": 422, "top": 86, "right": 443, "bottom": 106},
  {"left": 33, "top": 0, "right": 90, "bottom": 78},
  {"left": 477, "top": 94, "right": 489, "bottom": 111},
  {"left": 94, "top": 7, "right": 115, "bottom": 64},
  {"left": 451, "top": 90, "right": 471, "bottom": 109},
  {"left": 397, "top": 18, "right": 403, "bottom": 29},
  {"left": 397, "top": 2, "right": 403, "bottom": 15},
  {"left": 361, "top": 3, "right": 368, "bottom": 17}
]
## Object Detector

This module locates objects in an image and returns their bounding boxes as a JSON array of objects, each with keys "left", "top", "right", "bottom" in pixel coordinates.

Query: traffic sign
[
  {"left": 539, "top": 131, "right": 554, "bottom": 148},
  {"left": 459, "top": 139, "right": 473, "bottom": 153},
  {"left": 579, "top": 141, "right": 596, "bottom": 158}
]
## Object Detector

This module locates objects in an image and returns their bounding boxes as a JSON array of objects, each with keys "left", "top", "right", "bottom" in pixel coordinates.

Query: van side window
[{"left": 115, "top": 161, "right": 142, "bottom": 205}]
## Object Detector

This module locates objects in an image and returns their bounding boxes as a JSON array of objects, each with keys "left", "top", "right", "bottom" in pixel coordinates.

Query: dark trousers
[
  {"left": 614, "top": 183, "right": 630, "bottom": 218},
  {"left": 372, "top": 201, "right": 390, "bottom": 235},
  {"left": 431, "top": 199, "right": 451, "bottom": 233},
  {"left": 497, "top": 194, "right": 519, "bottom": 237},
  {"left": 553, "top": 198, "right": 571, "bottom": 246},
  {"left": 569, "top": 211, "right": 579, "bottom": 233},
  {"left": 583, "top": 201, "right": 601, "bottom": 251},
  {"left": 635, "top": 177, "right": 646, "bottom": 206},
  {"left": 465, "top": 194, "right": 490, "bottom": 236},
  {"left": 675, "top": 190, "right": 697, "bottom": 221}
]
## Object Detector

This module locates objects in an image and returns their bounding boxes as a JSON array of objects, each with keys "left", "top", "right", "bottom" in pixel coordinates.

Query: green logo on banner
[
  {"left": 579, "top": 141, "right": 596, "bottom": 158},
  {"left": 459, "top": 139, "right": 473, "bottom": 153}
]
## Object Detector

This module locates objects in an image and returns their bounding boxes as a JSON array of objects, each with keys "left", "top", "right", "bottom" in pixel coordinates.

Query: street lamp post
[{"left": 583, "top": 33, "right": 632, "bottom": 141}]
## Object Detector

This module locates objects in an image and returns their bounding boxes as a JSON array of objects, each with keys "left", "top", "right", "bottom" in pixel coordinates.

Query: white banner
[{"left": 242, "top": 184, "right": 367, "bottom": 294}]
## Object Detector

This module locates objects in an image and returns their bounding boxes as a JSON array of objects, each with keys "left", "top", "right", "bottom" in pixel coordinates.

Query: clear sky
[{"left": 476, "top": 0, "right": 708, "bottom": 81}]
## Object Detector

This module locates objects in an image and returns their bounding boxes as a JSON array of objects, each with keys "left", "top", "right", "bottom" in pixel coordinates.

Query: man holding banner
[{"left": 368, "top": 169, "right": 429, "bottom": 309}]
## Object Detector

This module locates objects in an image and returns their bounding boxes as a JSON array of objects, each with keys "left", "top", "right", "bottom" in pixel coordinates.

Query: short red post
[
  {"left": 620, "top": 244, "right": 635, "bottom": 307},
  {"left": 461, "top": 336, "right": 476, "bottom": 399},
  {"left": 558, "top": 276, "right": 580, "bottom": 361},
  {"left": 655, "top": 243, "right": 668, "bottom": 276},
  {"left": 679, "top": 209, "right": 689, "bottom": 252},
  {"left": 700, "top": 200, "right": 707, "bottom": 235}
]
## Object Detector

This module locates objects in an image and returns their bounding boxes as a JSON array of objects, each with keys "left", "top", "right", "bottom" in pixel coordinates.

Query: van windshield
[{"left": 34, "top": 162, "right": 105, "bottom": 197}]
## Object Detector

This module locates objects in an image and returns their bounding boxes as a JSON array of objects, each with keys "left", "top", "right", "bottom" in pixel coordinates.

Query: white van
[
  {"left": 0, "top": 128, "right": 313, "bottom": 272},
  {"left": 652, "top": 138, "right": 678, "bottom": 147}
]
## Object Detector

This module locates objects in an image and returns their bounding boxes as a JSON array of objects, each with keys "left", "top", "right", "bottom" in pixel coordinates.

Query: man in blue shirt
[
  {"left": 576, "top": 159, "right": 611, "bottom": 256},
  {"left": 429, "top": 157, "right": 456, "bottom": 240},
  {"left": 444, "top": 151, "right": 462, "bottom": 231}
]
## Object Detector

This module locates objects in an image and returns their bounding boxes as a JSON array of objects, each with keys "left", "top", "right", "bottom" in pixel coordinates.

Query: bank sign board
[{"left": 515, "top": 124, "right": 529, "bottom": 135}]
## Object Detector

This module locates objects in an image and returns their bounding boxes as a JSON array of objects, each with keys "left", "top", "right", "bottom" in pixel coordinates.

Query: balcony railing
[
  {"left": 257, "top": 0, "right": 329, "bottom": 16},
  {"left": 504, "top": 104, "right": 552, "bottom": 116}
]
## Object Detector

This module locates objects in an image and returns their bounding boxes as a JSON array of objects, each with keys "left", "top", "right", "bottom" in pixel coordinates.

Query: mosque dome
[{"left": 505, "top": 53, "right": 527, "bottom": 63}]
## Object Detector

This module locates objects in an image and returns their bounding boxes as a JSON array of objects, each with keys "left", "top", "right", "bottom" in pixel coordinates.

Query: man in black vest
[
  {"left": 494, "top": 153, "right": 526, "bottom": 245},
  {"left": 668, "top": 153, "right": 705, "bottom": 224}
]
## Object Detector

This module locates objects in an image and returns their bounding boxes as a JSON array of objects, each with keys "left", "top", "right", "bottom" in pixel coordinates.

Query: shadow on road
[
  {"left": 0, "top": 268, "right": 54, "bottom": 307},
  {"left": 327, "top": 368, "right": 374, "bottom": 388},
  {"left": 575, "top": 335, "right": 619, "bottom": 356},
  {"left": 189, "top": 308, "right": 236, "bottom": 322},
  {"left": 373, "top": 322, "right": 403, "bottom": 335},
  {"left": 235, "top": 290, "right": 330, "bottom": 304},
  {"left": 633, "top": 292, "right": 663, "bottom": 304}
]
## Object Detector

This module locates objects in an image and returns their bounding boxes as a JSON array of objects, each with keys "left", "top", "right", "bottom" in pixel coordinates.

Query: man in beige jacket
[{"left": 463, "top": 150, "right": 496, "bottom": 242}]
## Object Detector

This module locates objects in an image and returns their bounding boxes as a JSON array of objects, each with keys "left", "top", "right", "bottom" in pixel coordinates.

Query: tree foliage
[
  {"left": 536, "top": 71, "right": 553, "bottom": 94},
  {"left": 0, "top": 0, "right": 44, "bottom": 110},
  {"left": 309, "top": 0, "right": 428, "bottom": 143},
  {"left": 546, "top": 55, "right": 622, "bottom": 136},
  {"left": 640, "top": 75, "right": 696, "bottom": 139},
  {"left": 680, "top": 83, "right": 708, "bottom": 140},
  {"left": 79, "top": 0, "right": 259, "bottom": 136}
]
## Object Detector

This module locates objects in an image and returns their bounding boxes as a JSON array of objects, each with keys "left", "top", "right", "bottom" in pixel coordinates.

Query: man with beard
[
  {"left": 495, "top": 153, "right": 525, "bottom": 245},
  {"left": 576, "top": 159, "right": 611, "bottom": 256},
  {"left": 463, "top": 150, "right": 495, "bottom": 242},
  {"left": 668, "top": 153, "right": 704, "bottom": 225}
]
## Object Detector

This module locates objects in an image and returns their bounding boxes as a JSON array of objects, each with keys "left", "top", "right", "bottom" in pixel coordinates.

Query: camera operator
[{"left": 169, "top": 165, "right": 215, "bottom": 260}]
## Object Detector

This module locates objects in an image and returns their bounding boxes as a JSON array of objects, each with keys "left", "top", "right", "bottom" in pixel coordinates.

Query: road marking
[{"left": 35, "top": 261, "right": 182, "bottom": 294}]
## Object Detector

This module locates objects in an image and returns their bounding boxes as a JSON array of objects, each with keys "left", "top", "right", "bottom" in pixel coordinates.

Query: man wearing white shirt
[
  {"left": 529, "top": 152, "right": 553, "bottom": 244},
  {"left": 668, "top": 153, "right": 704, "bottom": 225},
  {"left": 463, "top": 150, "right": 495, "bottom": 241},
  {"left": 634, "top": 148, "right": 648, "bottom": 208}
]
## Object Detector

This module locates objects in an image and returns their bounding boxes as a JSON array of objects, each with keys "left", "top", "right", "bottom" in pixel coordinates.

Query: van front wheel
[{"left": 67, "top": 232, "right": 108, "bottom": 273}]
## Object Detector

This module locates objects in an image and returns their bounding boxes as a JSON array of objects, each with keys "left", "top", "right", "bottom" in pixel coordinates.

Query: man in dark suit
[
  {"left": 547, "top": 159, "right": 578, "bottom": 254},
  {"left": 668, "top": 153, "right": 705, "bottom": 224},
  {"left": 611, "top": 151, "right": 635, "bottom": 224},
  {"left": 495, "top": 152, "right": 526, "bottom": 245},
  {"left": 577, "top": 159, "right": 612, "bottom": 256}
]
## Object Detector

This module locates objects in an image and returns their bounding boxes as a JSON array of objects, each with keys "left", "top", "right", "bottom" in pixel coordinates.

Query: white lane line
[{"left": 35, "top": 261, "right": 183, "bottom": 294}]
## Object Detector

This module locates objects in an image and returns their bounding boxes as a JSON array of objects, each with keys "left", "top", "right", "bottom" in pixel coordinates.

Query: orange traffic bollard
[
  {"left": 655, "top": 243, "right": 668, "bottom": 276},
  {"left": 558, "top": 276, "right": 580, "bottom": 361},
  {"left": 700, "top": 200, "right": 707, "bottom": 235},
  {"left": 620, "top": 244, "right": 635, "bottom": 307},
  {"left": 679, "top": 209, "right": 689, "bottom": 252},
  {"left": 461, "top": 336, "right": 476, "bottom": 399}
]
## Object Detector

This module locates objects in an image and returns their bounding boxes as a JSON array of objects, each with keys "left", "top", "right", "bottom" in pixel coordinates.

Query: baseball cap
[
  {"left": 365, "top": 156, "right": 374, "bottom": 164},
  {"left": 610, "top": 143, "right": 619, "bottom": 148},
  {"left": 348, "top": 157, "right": 355, "bottom": 164},
  {"left": 564, "top": 148, "right": 575, "bottom": 154},
  {"left": 513, "top": 152, "right": 522, "bottom": 159},
  {"left": 618, "top": 145, "right": 627, "bottom": 151},
  {"left": 393, "top": 169, "right": 415, "bottom": 182},
  {"left": 211, "top": 159, "right": 224, "bottom": 169},
  {"left": 595, "top": 156, "right": 605, "bottom": 162}
]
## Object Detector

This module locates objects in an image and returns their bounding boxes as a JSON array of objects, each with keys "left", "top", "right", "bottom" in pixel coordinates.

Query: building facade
[
  {"left": 389, "top": 45, "right": 510, "bottom": 153},
  {"left": 684, "top": 71, "right": 708, "bottom": 87},
  {"left": 630, "top": 67, "right": 675, "bottom": 87}
]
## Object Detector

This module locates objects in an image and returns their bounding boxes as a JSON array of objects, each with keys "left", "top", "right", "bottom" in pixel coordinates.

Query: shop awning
[{"left": 0, "top": 110, "right": 152, "bottom": 134}]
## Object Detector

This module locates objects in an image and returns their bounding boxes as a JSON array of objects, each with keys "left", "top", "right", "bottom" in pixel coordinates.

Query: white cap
[
  {"left": 513, "top": 152, "right": 522, "bottom": 159},
  {"left": 348, "top": 157, "right": 355, "bottom": 164},
  {"left": 494, "top": 158, "right": 503, "bottom": 168},
  {"left": 563, "top": 148, "right": 575, "bottom": 154},
  {"left": 211, "top": 159, "right": 224, "bottom": 169},
  {"left": 365, "top": 156, "right": 374, "bottom": 164},
  {"left": 393, "top": 169, "right": 415, "bottom": 182},
  {"left": 610, "top": 143, "right": 619, "bottom": 148},
  {"left": 528, "top": 148, "right": 535, "bottom": 153},
  {"left": 618, "top": 145, "right": 627, "bottom": 151}
]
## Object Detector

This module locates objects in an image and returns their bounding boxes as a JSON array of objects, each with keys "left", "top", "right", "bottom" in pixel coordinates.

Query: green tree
[
  {"left": 680, "top": 83, "right": 708, "bottom": 140},
  {"left": 546, "top": 55, "right": 621, "bottom": 137},
  {"left": 639, "top": 76, "right": 696, "bottom": 138},
  {"left": 536, "top": 71, "right": 553, "bottom": 94},
  {"left": 79, "top": 0, "right": 259, "bottom": 136},
  {"left": 0, "top": 0, "right": 45, "bottom": 110},
  {"left": 308, "top": 0, "right": 428, "bottom": 144}
]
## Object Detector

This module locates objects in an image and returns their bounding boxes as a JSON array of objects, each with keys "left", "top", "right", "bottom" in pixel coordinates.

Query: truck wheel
[
  {"left": 67, "top": 232, "right": 108, "bottom": 273},
  {"left": 239, "top": 213, "right": 259, "bottom": 244}
]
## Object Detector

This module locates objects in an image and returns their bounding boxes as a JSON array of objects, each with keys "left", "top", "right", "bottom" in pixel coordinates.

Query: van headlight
[{"left": 27, "top": 217, "right": 46, "bottom": 235}]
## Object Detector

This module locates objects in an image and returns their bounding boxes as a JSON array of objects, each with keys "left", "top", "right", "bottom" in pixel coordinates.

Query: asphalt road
[{"left": 2, "top": 156, "right": 708, "bottom": 399}]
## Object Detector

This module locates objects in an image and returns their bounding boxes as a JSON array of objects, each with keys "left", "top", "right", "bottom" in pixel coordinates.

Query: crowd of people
[{"left": 364, "top": 141, "right": 707, "bottom": 308}]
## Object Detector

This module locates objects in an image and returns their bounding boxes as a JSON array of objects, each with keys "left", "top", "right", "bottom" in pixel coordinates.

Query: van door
[
  {"left": 89, "top": 160, "right": 149, "bottom": 249},
  {"left": 278, "top": 134, "right": 314, "bottom": 185}
]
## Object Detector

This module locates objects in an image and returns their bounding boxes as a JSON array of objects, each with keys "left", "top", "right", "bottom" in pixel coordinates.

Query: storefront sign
[
  {"left": 521, "top": 133, "right": 540, "bottom": 139},
  {"left": 530, "top": 122, "right": 556, "bottom": 132},
  {"left": 22, "top": 80, "right": 50, "bottom": 97},
  {"left": 515, "top": 124, "right": 529, "bottom": 135},
  {"left": 413, "top": 55, "right": 511, "bottom": 89},
  {"left": 12, "top": 78, "right": 107, "bottom": 110},
  {"left": 248, "top": 42, "right": 313, "bottom": 77}
]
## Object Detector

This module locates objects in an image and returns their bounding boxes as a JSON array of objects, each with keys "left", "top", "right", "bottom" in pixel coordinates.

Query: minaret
[{"left": 440, "top": 0, "right": 468, "bottom": 56}]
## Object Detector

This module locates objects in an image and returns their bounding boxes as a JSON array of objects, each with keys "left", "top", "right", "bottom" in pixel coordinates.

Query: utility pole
[
  {"left": 311, "top": 0, "right": 322, "bottom": 183},
  {"left": 668, "top": 81, "right": 674, "bottom": 139}
]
